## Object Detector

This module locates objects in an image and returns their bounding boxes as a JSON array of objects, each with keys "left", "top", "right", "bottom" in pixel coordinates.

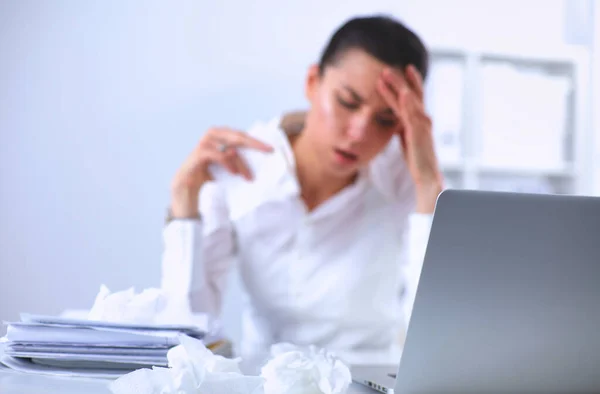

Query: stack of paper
[{"left": 0, "top": 313, "right": 229, "bottom": 379}]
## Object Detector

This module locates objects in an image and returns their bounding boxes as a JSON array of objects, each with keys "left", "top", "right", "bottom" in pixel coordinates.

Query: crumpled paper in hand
[
  {"left": 88, "top": 284, "right": 207, "bottom": 328},
  {"left": 260, "top": 343, "right": 352, "bottom": 394},
  {"left": 109, "top": 335, "right": 264, "bottom": 394}
]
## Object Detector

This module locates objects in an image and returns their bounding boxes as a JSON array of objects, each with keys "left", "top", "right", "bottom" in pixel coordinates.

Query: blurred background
[{"left": 1, "top": 0, "right": 599, "bottom": 344}]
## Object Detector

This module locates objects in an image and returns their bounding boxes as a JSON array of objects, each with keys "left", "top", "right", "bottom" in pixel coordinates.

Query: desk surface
[{"left": 0, "top": 370, "right": 376, "bottom": 394}]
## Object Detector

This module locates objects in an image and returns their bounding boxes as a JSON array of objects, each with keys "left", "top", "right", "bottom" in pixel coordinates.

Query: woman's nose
[{"left": 347, "top": 116, "right": 370, "bottom": 142}]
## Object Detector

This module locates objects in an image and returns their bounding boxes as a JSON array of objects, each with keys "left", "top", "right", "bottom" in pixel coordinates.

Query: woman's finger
[
  {"left": 378, "top": 77, "right": 413, "bottom": 153},
  {"left": 397, "top": 124, "right": 408, "bottom": 155},
  {"left": 201, "top": 145, "right": 239, "bottom": 175},
  {"left": 210, "top": 127, "right": 273, "bottom": 152},
  {"left": 381, "top": 68, "right": 406, "bottom": 94},
  {"left": 379, "top": 70, "right": 418, "bottom": 114},
  {"left": 230, "top": 151, "right": 253, "bottom": 180},
  {"left": 377, "top": 77, "right": 401, "bottom": 113},
  {"left": 382, "top": 73, "right": 424, "bottom": 121},
  {"left": 382, "top": 66, "right": 424, "bottom": 105},
  {"left": 404, "top": 65, "right": 424, "bottom": 101},
  {"left": 218, "top": 151, "right": 240, "bottom": 176},
  {"left": 205, "top": 138, "right": 254, "bottom": 180},
  {"left": 402, "top": 89, "right": 422, "bottom": 119},
  {"left": 378, "top": 76, "right": 413, "bottom": 123}
]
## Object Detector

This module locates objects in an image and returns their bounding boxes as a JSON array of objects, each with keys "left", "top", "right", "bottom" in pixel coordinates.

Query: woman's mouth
[{"left": 333, "top": 148, "right": 358, "bottom": 165}]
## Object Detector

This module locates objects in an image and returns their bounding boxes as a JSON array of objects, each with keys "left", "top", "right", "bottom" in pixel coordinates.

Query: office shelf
[{"left": 427, "top": 45, "right": 592, "bottom": 195}]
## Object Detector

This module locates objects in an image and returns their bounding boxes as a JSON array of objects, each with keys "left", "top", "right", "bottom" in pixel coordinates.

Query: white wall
[{"left": 0, "top": 0, "right": 576, "bottom": 343}]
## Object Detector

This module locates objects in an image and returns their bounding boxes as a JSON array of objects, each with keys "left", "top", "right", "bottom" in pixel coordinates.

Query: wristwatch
[{"left": 164, "top": 208, "right": 201, "bottom": 225}]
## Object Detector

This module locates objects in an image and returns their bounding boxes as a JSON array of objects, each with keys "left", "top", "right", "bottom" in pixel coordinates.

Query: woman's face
[{"left": 304, "top": 49, "right": 400, "bottom": 178}]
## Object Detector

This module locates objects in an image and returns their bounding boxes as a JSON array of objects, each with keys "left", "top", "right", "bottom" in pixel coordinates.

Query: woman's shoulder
[{"left": 240, "top": 114, "right": 295, "bottom": 175}]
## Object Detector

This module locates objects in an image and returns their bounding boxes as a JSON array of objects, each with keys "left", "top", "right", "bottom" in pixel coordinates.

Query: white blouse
[{"left": 160, "top": 116, "right": 432, "bottom": 365}]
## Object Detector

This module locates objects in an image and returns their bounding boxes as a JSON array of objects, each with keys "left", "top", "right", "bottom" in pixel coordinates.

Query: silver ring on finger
[{"left": 216, "top": 142, "right": 229, "bottom": 153}]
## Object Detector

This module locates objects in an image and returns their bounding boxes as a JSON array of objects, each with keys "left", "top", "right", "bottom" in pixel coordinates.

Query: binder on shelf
[{"left": 426, "top": 59, "right": 465, "bottom": 165}]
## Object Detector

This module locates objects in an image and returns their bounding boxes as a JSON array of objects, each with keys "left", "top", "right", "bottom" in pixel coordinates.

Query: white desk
[{"left": 0, "top": 369, "right": 377, "bottom": 393}]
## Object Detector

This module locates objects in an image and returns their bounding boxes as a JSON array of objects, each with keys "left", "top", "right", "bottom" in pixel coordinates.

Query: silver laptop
[{"left": 353, "top": 189, "right": 600, "bottom": 393}]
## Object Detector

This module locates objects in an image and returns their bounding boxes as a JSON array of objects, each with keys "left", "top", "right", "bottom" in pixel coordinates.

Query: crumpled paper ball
[
  {"left": 87, "top": 284, "right": 207, "bottom": 328},
  {"left": 260, "top": 343, "right": 352, "bottom": 394},
  {"left": 88, "top": 285, "right": 166, "bottom": 324},
  {"left": 109, "top": 335, "right": 264, "bottom": 394}
]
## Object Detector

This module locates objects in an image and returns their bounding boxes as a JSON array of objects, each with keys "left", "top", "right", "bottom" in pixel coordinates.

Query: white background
[{"left": 0, "top": 0, "right": 596, "bottom": 343}]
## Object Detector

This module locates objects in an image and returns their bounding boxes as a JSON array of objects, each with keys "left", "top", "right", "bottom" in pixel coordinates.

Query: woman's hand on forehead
[{"left": 376, "top": 64, "right": 444, "bottom": 213}]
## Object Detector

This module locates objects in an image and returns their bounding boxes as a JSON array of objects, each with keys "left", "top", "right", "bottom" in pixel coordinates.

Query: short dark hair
[{"left": 318, "top": 15, "right": 429, "bottom": 81}]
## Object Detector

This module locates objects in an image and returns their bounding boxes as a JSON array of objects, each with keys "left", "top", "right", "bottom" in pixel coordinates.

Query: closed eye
[
  {"left": 336, "top": 95, "right": 359, "bottom": 110},
  {"left": 376, "top": 116, "right": 397, "bottom": 128}
]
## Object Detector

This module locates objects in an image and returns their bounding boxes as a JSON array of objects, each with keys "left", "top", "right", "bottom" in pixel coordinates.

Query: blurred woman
[{"left": 161, "top": 15, "right": 443, "bottom": 365}]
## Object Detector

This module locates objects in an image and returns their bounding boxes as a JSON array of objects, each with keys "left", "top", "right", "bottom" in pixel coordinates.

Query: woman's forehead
[
  {"left": 328, "top": 50, "right": 386, "bottom": 79},
  {"left": 324, "top": 49, "right": 405, "bottom": 92},
  {"left": 322, "top": 57, "right": 388, "bottom": 107}
]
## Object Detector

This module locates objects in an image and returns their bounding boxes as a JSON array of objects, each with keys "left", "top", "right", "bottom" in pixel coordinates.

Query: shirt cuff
[
  {"left": 408, "top": 212, "right": 433, "bottom": 247},
  {"left": 161, "top": 220, "right": 204, "bottom": 297}
]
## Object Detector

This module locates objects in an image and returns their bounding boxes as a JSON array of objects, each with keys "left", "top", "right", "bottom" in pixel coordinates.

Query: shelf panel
[
  {"left": 440, "top": 161, "right": 575, "bottom": 177},
  {"left": 477, "top": 162, "right": 575, "bottom": 177}
]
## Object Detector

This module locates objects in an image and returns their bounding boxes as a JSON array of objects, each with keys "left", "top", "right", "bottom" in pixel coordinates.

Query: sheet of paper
[
  {"left": 7, "top": 343, "right": 170, "bottom": 355},
  {"left": 20, "top": 313, "right": 207, "bottom": 338},
  {"left": 5, "top": 323, "right": 181, "bottom": 347},
  {"left": 4, "top": 351, "right": 167, "bottom": 367},
  {"left": 0, "top": 355, "right": 125, "bottom": 379}
]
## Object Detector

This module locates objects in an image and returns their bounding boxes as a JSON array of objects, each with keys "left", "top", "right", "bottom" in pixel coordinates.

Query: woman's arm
[
  {"left": 161, "top": 182, "right": 235, "bottom": 317},
  {"left": 370, "top": 137, "right": 434, "bottom": 332},
  {"left": 399, "top": 212, "right": 432, "bottom": 327},
  {"left": 162, "top": 127, "right": 272, "bottom": 317}
]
